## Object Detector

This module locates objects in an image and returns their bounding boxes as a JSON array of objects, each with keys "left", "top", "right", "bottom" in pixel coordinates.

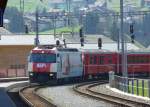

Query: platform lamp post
[{"left": 120, "top": 0, "right": 128, "bottom": 92}]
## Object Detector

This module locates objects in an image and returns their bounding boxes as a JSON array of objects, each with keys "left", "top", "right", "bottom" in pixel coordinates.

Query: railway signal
[
  {"left": 25, "top": 25, "right": 29, "bottom": 34},
  {"left": 130, "top": 24, "right": 134, "bottom": 43},
  {"left": 131, "top": 34, "right": 134, "bottom": 43},
  {"left": 56, "top": 40, "right": 60, "bottom": 46},
  {"left": 130, "top": 24, "right": 134, "bottom": 34},
  {"left": 98, "top": 38, "right": 102, "bottom": 49},
  {"left": 79, "top": 27, "right": 83, "bottom": 37},
  {"left": 79, "top": 27, "right": 84, "bottom": 47},
  {"left": 80, "top": 38, "right": 84, "bottom": 47},
  {"left": 63, "top": 39, "right": 67, "bottom": 48}
]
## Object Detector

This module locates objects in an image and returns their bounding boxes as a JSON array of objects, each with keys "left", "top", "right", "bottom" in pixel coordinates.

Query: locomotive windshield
[{"left": 29, "top": 53, "right": 56, "bottom": 63}]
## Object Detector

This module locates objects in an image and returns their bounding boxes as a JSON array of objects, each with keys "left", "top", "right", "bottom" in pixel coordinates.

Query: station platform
[
  {"left": 0, "top": 77, "right": 28, "bottom": 82},
  {"left": 0, "top": 88, "right": 16, "bottom": 107},
  {"left": 0, "top": 81, "right": 29, "bottom": 90},
  {"left": 0, "top": 79, "right": 29, "bottom": 107}
]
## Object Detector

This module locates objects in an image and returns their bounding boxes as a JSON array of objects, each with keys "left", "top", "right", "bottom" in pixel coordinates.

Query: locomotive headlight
[
  {"left": 30, "top": 72, "right": 33, "bottom": 76},
  {"left": 49, "top": 73, "right": 54, "bottom": 76}
]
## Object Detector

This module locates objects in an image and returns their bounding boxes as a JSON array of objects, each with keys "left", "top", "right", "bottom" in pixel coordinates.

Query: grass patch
[
  {"left": 128, "top": 79, "right": 149, "bottom": 97},
  {"left": 7, "top": 0, "right": 48, "bottom": 12},
  {"left": 30, "top": 26, "right": 81, "bottom": 35}
]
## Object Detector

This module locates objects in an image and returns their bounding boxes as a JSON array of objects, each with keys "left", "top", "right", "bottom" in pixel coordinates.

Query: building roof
[
  {"left": 67, "top": 43, "right": 140, "bottom": 51},
  {"left": 0, "top": 34, "right": 140, "bottom": 51},
  {"left": 0, "top": 35, "right": 58, "bottom": 45}
]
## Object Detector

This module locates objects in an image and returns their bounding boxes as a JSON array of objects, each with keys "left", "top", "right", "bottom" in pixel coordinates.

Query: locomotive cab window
[{"left": 30, "top": 53, "right": 56, "bottom": 63}]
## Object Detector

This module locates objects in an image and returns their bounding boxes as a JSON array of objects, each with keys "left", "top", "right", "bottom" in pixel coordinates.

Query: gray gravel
[{"left": 37, "top": 85, "right": 116, "bottom": 107}]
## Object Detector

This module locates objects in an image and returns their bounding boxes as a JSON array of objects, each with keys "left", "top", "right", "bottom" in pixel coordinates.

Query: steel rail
[
  {"left": 73, "top": 81, "right": 150, "bottom": 107},
  {"left": 19, "top": 84, "right": 57, "bottom": 107}
]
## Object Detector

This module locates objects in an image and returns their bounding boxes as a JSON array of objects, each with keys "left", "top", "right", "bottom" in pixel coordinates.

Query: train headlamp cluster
[
  {"left": 49, "top": 73, "right": 54, "bottom": 77},
  {"left": 29, "top": 72, "right": 33, "bottom": 76}
]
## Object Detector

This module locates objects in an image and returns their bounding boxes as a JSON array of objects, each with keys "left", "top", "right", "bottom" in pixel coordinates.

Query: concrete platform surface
[
  {"left": 0, "top": 81, "right": 29, "bottom": 91},
  {"left": 0, "top": 81, "right": 29, "bottom": 107},
  {"left": 0, "top": 77, "right": 28, "bottom": 82},
  {"left": 0, "top": 89, "right": 16, "bottom": 107}
]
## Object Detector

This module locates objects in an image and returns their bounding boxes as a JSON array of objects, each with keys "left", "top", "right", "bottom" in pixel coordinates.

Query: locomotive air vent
[{"left": 58, "top": 48, "right": 78, "bottom": 52}]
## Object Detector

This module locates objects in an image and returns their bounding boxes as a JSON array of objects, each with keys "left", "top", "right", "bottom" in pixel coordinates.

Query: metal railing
[{"left": 109, "top": 72, "right": 150, "bottom": 98}]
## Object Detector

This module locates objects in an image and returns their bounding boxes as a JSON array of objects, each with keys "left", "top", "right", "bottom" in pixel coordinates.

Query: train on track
[{"left": 28, "top": 45, "right": 150, "bottom": 83}]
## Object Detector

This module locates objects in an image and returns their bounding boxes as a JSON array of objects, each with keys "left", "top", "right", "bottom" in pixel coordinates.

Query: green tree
[
  {"left": 84, "top": 12, "right": 99, "bottom": 34},
  {"left": 4, "top": 7, "right": 25, "bottom": 33}
]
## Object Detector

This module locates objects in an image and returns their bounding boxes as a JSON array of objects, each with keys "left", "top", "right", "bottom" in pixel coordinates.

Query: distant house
[
  {"left": 24, "top": 15, "right": 52, "bottom": 32},
  {"left": 144, "top": 0, "right": 150, "bottom": 6}
]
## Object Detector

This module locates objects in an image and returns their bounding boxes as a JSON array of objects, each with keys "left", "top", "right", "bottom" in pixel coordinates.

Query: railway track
[
  {"left": 73, "top": 81, "right": 150, "bottom": 107},
  {"left": 19, "top": 85, "right": 57, "bottom": 107}
]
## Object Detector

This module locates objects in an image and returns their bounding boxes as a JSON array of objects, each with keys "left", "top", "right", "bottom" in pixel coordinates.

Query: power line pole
[
  {"left": 53, "top": 13, "right": 56, "bottom": 39},
  {"left": 35, "top": 8, "right": 39, "bottom": 46},
  {"left": 20, "top": 0, "right": 24, "bottom": 14},
  {"left": 120, "top": 0, "right": 128, "bottom": 92},
  {"left": 66, "top": 0, "right": 71, "bottom": 26}
]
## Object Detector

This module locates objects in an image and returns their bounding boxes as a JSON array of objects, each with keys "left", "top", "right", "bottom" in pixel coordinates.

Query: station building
[{"left": 0, "top": 34, "right": 56, "bottom": 77}]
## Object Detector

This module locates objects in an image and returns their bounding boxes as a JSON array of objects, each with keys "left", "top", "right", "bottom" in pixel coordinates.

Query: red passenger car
[
  {"left": 127, "top": 51, "right": 150, "bottom": 76},
  {"left": 82, "top": 49, "right": 150, "bottom": 78},
  {"left": 82, "top": 49, "right": 119, "bottom": 78}
]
